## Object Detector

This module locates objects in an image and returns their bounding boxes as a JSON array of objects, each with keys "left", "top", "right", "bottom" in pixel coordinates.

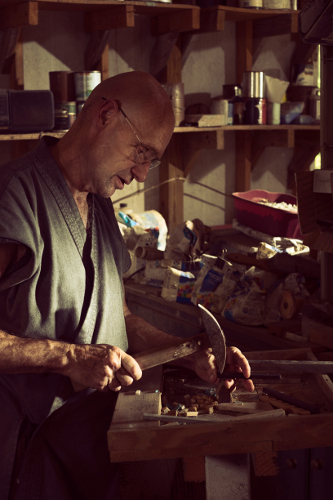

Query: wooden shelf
[
  {"left": 0, "top": 124, "right": 320, "bottom": 141},
  {"left": 175, "top": 124, "right": 320, "bottom": 132}
]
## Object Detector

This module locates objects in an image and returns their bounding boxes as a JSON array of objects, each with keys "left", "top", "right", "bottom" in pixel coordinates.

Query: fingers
[
  {"left": 225, "top": 346, "right": 255, "bottom": 392},
  {"left": 106, "top": 349, "right": 142, "bottom": 392}
]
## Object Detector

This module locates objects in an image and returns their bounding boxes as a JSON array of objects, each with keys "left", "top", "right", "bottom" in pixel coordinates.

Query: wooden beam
[
  {"left": 236, "top": 20, "right": 252, "bottom": 84},
  {"left": 151, "top": 9, "right": 200, "bottom": 36},
  {"left": 84, "top": 6, "right": 135, "bottom": 32},
  {"left": 97, "top": 41, "right": 109, "bottom": 81},
  {"left": 84, "top": 30, "right": 111, "bottom": 71},
  {"left": 200, "top": 6, "right": 225, "bottom": 32},
  {"left": 235, "top": 131, "right": 251, "bottom": 192},
  {"left": 150, "top": 32, "right": 179, "bottom": 78},
  {"left": 0, "top": 1, "right": 38, "bottom": 30},
  {"left": 253, "top": 12, "right": 298, "bottom": 38}
]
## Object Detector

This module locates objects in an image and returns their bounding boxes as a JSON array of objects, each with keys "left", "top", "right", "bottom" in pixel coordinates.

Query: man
[{"left": 0, "top": 71, "right": 254, "bottom": 499}]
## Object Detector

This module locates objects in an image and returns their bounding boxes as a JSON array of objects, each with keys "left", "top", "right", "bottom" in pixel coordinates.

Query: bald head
[{"left": 81, "top": 71, "right": 175, "bottom": 140}]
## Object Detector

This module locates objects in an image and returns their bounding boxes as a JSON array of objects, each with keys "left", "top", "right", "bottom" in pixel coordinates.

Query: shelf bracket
[
  {"left": 151, "top": 9, "right": 200, "bottom": 36},
  {"left": 0, "top": 2, "right": 38, "bottom": 31},
  {"left": 84, "top": 6, "right": 135, "bottom": 32}
]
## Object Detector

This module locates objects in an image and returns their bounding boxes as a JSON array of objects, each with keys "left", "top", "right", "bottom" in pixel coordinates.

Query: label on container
[
  {"left": 74, "top": 72, "right": 101, "bottom": 101},
  {"left": 239, "top": 0, "right": 263, "bottom": 7}
]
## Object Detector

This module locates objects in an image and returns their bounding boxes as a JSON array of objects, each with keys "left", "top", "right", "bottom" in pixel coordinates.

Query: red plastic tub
[{"left": 232, "top": 189, "right": 301, "bottom": 239}]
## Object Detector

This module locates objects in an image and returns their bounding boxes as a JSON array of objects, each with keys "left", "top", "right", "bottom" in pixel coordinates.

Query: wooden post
[
  {"left": 235, "top": 131, "right": 251, "bottom": 193},
  {"left": 158, "top": 35, "right": 184, "bottom": 230}
]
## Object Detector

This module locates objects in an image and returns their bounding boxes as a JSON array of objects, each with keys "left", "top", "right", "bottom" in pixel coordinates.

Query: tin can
[
  {"left": 244, "top": 98, "right": 267, "bottom": 125},
  {"left": 162, "top": 83, "right": 184, "bottom": 126},
  {"left": 243, "top": 71, "right": 265, "bottom": 98},
  {"left": 74, "top": 71, "right": 101, "bottom": 101},
  {"left": 239, "top": 0, "right": 263, "bottom": 8},
  {"left": 222, "top": 84, "right": 242, "bottom": 99},
  {"left": 54, "top": 102, "right": 76, "bottom": 131},
  {"left": 49, "top": 71, "right": 72, "bottom": 103}
]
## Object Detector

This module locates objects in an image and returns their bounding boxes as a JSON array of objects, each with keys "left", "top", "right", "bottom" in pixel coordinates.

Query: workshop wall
[{"left": 0, "top": 11, "right": 295, "bottom": 228}]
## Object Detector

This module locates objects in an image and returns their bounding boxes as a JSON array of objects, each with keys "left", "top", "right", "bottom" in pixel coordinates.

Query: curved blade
[{"left": 198, "top": 304, "right": 227, "bottom": 374}]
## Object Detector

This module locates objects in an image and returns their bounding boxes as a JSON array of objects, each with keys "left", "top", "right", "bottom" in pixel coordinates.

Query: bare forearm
[{"left": 0, "top": 330, "right": 74, "bottom": 375}]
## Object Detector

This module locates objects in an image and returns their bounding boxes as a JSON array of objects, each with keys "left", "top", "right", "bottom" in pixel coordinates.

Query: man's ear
[{"left": 100, "top": 98, "right": 119, "bottom": 126}]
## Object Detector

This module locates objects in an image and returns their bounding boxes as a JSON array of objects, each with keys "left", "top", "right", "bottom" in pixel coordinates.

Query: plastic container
[{"left": 232, "top": 189, "right": 301, "bottom": 239}]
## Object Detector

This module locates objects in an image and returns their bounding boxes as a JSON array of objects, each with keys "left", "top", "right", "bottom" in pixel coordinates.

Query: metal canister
[
  {"left": 162, "top": 83, "right": 184, "bottom": 127},
  {"left": 239, "top": 0, "right": 263, "bottom": 8},
  {"left": 244, "top": 98, "right": 267, "bottom": 125},
  {"left": 54, "top": 102, "right": 76, "bottom": 131},
  {"left": 242, "top": 71, "right": 265, "bottom": 98},
  {"left": 74, "top": 71, "right": 101, "bottom": 101},
  {"left": 49, "top": 71, "right": 76, "bottom": 103}
]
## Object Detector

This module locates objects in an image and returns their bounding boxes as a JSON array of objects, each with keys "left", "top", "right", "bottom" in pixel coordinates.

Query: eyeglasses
[{"left": 102, "top": 97, "right": 161, "bottom": 170}]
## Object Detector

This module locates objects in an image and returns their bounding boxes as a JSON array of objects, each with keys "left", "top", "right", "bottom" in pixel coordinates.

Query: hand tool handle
[
  {"left": 249, "top": 359, "right": 333, "bottom": 373},
  {"left": 132, "top": 333, "right": 211, "bottom": 370},
  {"left": 221, "top": 371, "right": 281, "bottom": 381}
]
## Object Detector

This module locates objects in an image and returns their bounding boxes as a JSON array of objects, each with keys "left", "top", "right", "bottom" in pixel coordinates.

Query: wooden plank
[
  {"left": 97, "top": 40, "right": 109, "bottom": 81},
  {"left": 236, "top": 20, "right": 252, "bottom": 84},
  {"left": 111, "top": 391, "right": 161, "bottom": 431},
  {"left": 235, "top": 130, "right": 251, "bottom": 192},
  {"left": 253, "top": 12, "right": 298, "bottom": 38},
  {"left": 307, "top": 350, "right": 333, "bottom": 409},
  {"left": 310, "top": 329, "right": 333, "bottom": 350},
  {"left": 0, "top": 1, "right": 38, "bottom": 30},
  {"left": 151, "top": 9, "right": 200, "bottom": 36},
  {"left": 84, "top": 5, "right": 135, "bottom": 32},
  {"left": 108, "top": 413, "right": 333, "bottom": 462},
  {"left": 150, "top": 32, "right": 179, "bottom": 78},
  {"left": 84, "top": 30, "right": 111, "bottom": 70},
  {"left": 245, "top": 348, "right": 313, "bottom": 361}
]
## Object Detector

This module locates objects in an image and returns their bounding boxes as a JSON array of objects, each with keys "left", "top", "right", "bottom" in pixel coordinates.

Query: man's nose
[{"left": 131, "top": 163, "right": 150, "bottom": 183}]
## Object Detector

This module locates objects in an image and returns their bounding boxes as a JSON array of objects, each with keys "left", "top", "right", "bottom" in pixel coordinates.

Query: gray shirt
[{"left": 0, "top": 136, "right": 131, "bottom": 497}]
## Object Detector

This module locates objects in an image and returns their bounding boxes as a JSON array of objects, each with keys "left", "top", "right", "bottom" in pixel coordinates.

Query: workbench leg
[{"left": 205, "top": 454, "right": 250, "bottom": 500}]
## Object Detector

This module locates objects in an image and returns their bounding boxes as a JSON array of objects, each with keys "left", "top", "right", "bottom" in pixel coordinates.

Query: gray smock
[{"left": 0, "top": 136, "right": 131, "bottom": 499}]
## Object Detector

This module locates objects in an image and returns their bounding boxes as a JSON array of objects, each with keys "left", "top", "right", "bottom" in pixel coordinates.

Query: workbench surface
[{"left": 108, "top": 348, "right": 333, "bottom": 463}]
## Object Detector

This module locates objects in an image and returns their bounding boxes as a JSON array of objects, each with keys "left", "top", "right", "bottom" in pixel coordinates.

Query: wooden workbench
[{"left": 108, "top": 348, "right": 333, "bottom": 500}]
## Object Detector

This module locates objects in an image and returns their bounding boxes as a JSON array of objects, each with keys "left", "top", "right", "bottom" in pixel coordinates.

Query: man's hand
[
  {"left": 223, "top": 346, "right": 255, "bottom": 392},
  {"left": 187, "top": 346, "right": 255, "bottom": 392},
  {"left": 67, "top": 344, "right": 142, "bottom": 392}
]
